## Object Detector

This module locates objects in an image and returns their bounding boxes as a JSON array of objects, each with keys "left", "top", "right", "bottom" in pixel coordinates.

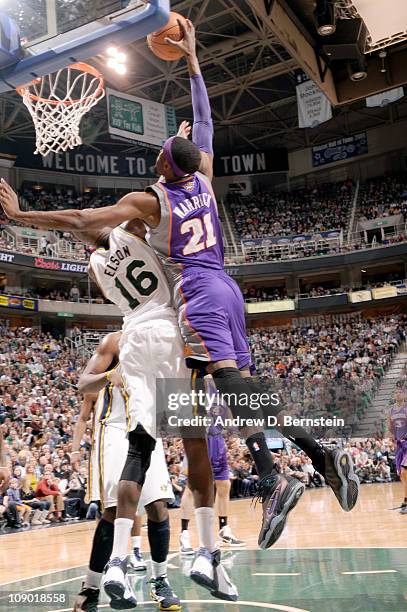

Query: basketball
[{"left": 147, "top": 11, "right": 187, "bottom": 61}]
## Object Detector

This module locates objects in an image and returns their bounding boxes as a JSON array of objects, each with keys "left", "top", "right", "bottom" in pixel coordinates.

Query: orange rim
[{"left": 16, "top": 62, "right": 105, "bottom": 107}]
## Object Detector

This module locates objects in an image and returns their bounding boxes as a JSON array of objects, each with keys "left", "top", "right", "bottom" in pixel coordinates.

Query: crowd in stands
[
  {"left": 0, "top": 315, "right": 405, "bottom": 531},
  {"left": 19, "top": 185, "right": 125, "bottom": 213},
  {"left": 0, "top": 323, "right": 88, "bottom": 529},
  {"left": 358, "top": 173, "right": 407, "bottom": 221},
  {"left": 228, "top": 181, "right": 354, "bottom": 239},
  {"left": 243, "top": 285, "right": 289, "bottom": 302},
  {"left": 249, "top": 316, "right": 406, "bottom": 434},
  {"left": 249, "top": 316, "right": 405, "bottom": 382}
]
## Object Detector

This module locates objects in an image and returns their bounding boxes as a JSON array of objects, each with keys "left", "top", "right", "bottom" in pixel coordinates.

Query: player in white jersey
[
  {"left": 71, "top": 332, "right": 180, "bottom": 612},
  {"left": 87, "top": 219, "right": 237, "bottom": 606}
]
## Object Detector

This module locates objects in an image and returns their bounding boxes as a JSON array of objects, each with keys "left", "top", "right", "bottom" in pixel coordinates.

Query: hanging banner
[
  {"left": 15, "top": 146, "right": 158, "bottom": 178},
  {"left": 312, "top": 133, "right": 368, "bottom": 168},
  {"left": 296, "top": 71, "right": 332, "bottom": 129},
  {"left": 214, "top": 149, "right": 288, "bottom": 176},
  {"left": 107, "top": 88, "right": 177, "bottom": 148},
  {"left": 366, "top": 87, "right": 404, "bottom": 108},
  {"left": 15, "top": 144, "right": 288, "bottom": 178}
]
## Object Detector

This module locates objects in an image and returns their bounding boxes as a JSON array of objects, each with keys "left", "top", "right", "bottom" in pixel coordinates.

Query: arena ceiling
[{"left": 1, "top": 0, "right": 407, "bottom": 155}]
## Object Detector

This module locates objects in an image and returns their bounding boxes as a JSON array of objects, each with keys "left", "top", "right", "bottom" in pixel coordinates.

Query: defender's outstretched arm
[{"left": 0, "top": 180, "right": 158, "bottom": 231}]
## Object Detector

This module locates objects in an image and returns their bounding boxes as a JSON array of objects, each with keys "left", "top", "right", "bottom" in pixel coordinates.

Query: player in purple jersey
[
  {"left": 0, "top": 19, "right": 359, "bottom": 556},
  {"left": 388, "top": 388, "right": 407, "bottom": 514}
]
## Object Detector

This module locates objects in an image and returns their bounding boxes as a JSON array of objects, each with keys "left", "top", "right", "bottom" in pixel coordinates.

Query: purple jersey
[
  {"left": 146, "top": 172, "right": 250, "bottom": 370},
  {"left": 146, "top": 172, "right": 224, "bottom": 277},
  {"left": 390, "top": 402, "right": 407, "bottom": 441}
]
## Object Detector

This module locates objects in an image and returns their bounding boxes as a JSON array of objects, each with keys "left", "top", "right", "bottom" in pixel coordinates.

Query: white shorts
[
  {"left": 137, "top": 438, "right": 174, "bottom": 515},
  {"left": 119, "top": 317, "right": 190, "bottom": 438},
  {"left": 87, "top": 427, "right": 174, "bottom": 511}
]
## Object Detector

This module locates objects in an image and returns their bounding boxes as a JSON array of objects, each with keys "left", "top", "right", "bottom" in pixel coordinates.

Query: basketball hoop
[{"left": 16, "top": 62, "right": 105, "bottom": 157}]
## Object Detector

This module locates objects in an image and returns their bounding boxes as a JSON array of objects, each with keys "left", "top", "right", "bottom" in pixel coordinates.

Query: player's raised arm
[
  {"left": 0, "top": 180, "right": 159, "bottom": 231},
  {"left": 78, "top": 332, "right": 122, "bottom": 395},
  {"left": 166, "top": 20, "right": 214, "bottom": 181}
]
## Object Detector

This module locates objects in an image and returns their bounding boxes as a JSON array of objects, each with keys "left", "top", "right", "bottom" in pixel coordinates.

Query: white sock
[
  {"left": 84, "top": 569, "right": 102, "bottom": 589},
  {"left": 194, "top": 507, "right": 216, "bottom": 552},
  {"left": 132, "top": 535, "right": 141, "bottom": 550},
  {"left": 151, "top": 560, "right": 167, "bottom": 579},
  {"left": 111, "top": 518, "right": 133, "bottom": 559}
]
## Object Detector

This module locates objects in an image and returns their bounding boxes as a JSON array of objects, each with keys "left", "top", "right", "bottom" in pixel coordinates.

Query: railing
[
  {"left": 244, "top": 278, "right": 407, "bottom": 303},
  {"left": 57, "top": 238, "right": 87, "bottom": 260},
  {"left": 1, "top": 221, "right": 406, "bottom": 265},
  {"left": 219, "top": 199, "right": 240, "bottom": 256},
  {"left": 239, "top": 232, "right": 344, "bottom": 263},
  {"left": 225, "top": 228, "right": 407, "bottom": 264},
  {"left": 347, "top": 179, "right": 360, "bottom": 243},
  {"left": 0, "top": 291, "right": 108, "bottom": 305}
]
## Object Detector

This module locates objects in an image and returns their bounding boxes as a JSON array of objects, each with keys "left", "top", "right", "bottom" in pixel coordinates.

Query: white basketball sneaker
[
  {"left": 102, "top": 556, "right": 137, "bottom": 610},
  {"left": 218, "top": 525, "right": 246, "bottom": 547},
  {"left": 128, "top": 548, "right": 147, "bottom": 571},
  {"left": 190, "top": 547, "right": 238, "bottom": 601},
  {"left": 179, "top": 530, "right": 194, "bottom": 555}
]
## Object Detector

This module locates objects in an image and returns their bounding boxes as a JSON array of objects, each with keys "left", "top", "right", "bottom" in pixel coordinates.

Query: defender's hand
[
  {"left": 106, "top": 366, "right": 124, "bottom": 388},
  {"left": 0, "top": 179, "right": 21, "bottom": 220},
  {"left": 177, "top": 120, "right": 192, "bottom": 139},
  {"left": 165, "top": 19, "right": 197, "bottom": 58}
]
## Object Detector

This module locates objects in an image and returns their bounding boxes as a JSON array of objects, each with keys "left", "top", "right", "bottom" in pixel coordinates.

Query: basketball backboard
[{"left": 0, "top": 0, "right": 169, "bottom": 92}]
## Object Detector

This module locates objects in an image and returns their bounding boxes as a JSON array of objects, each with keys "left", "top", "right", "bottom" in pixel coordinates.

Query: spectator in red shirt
[{"left": 35, "top": 471, "right": 64, "bottom": 521}]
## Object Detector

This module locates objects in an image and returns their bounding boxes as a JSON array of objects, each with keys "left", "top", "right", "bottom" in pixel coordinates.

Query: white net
[{"left": 17, "top": 62, "right": 105, "bottom": 157}]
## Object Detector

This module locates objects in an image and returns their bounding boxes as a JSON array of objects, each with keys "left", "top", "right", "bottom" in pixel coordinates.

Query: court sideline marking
[
  {"left": 253, "top": 573, "right": 301, "bottom": 576},
  {"left": 341, "top": 570, "right": 398, "bottom": 575},
  {"left": 48, "top": 599, "right": 311, "bottom": 612}
]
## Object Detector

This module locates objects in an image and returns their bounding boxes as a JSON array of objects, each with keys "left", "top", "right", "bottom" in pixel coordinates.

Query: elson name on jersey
[
  {"left": 173, "top": 192, "right": 212, "bottom": 220},
  {"left": 103, "top": 244, "right": 132, "bottom": 277}
]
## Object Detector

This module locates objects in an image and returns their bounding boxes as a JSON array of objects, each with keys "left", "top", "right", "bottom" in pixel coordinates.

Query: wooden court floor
[{"left": 0, "top": 483, "right": 406, "bottom": 612}]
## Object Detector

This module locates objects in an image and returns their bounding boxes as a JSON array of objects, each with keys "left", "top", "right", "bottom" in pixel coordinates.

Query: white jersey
[
  {"left": 93, "top": 383, "right": 129, "bottom": 432},
  {"left": 89, "top": 223, "right": 189, "bottom": 439},
  {"left": 88, "top": 385, "right": 173, "bottom": 509},
  {"left": 89, "top": 224, "right": 173, "bottom": 328}
]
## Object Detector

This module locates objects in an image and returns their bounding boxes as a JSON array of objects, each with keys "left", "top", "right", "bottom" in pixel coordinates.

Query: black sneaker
[
  {"left": 400, "top": 503, "right": 407, "bottom": 515},
  {"left": 149, "top": 576, "right": 182, "bottom": 611},
  {"left": 322, "top": 449, "right": 360, "bottom": 512},
  {"left": 73, "top": 583, "right": 99, "bottom": 611},
  {"left": 254, "top": 474, "right": 305, "bottom": 549}
]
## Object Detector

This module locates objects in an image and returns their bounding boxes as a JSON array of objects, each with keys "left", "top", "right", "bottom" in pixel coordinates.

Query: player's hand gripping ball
[{"left": 147, "top": 12, "right": 191, "bottom": 61}]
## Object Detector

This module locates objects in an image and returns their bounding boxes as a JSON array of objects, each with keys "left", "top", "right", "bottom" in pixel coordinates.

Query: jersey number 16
[{"left": 115, "top": 260, "right": 158, "bottom": 310}]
